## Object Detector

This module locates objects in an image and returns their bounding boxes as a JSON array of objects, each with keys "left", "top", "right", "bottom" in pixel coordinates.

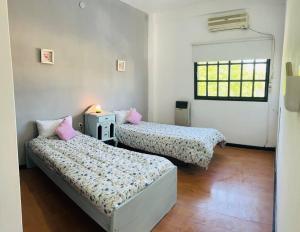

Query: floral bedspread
[
  {"left": 29, "top": 133, "right": 174, "bottom": 217},
  {"left": 116, "top": 122, "right": 225, "bottom": 168}
]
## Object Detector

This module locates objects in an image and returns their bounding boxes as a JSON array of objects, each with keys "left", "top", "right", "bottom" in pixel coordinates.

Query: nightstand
[{"left": 85, "top": 112, "right": 117, "bottom": 145}]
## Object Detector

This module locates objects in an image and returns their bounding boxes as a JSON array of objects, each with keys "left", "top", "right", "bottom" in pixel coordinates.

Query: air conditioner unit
[{"left": 208, "top": 10, "right": 249, "bottom": 32}]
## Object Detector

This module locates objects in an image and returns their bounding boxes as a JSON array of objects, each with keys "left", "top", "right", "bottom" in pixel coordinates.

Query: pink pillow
[
  {"left": 64, "top": 115, "right": 72, "bottom": 125},
  {"left": 127, "top": 109, "right": 142, "bottom": 124},
  {"left": 55, "top": 118, "right": 77, "bottom": 141}
]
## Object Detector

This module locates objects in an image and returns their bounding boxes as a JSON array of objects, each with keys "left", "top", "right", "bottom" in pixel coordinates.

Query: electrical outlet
[{"left": 78, "top": 122, "right": 84, "bottom": 132}]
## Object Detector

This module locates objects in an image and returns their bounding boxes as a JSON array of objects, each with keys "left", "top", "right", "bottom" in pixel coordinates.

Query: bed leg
[
  {"left": 25, "top": 143, "right": 36, "bottom": 168},
  {"left": 26, "top": 153, "right": 36, "bottom": 168}
]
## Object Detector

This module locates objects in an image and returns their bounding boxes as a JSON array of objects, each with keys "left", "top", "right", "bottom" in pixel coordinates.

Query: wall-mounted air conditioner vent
[{"left": 208, "top": 10, "right": 249, "bottom": 32}]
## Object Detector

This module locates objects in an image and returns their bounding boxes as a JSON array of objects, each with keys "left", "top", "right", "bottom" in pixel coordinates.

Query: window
[{"left": 194, "top": 59, "right": 270, "bottom": 101}]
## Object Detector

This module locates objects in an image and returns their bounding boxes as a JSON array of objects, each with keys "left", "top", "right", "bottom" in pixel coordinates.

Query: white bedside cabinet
[{"left": 85, "top": 112, "right": 117, "bottom": 145}]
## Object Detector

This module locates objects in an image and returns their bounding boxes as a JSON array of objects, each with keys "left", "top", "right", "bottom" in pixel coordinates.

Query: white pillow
[
  {"left": 114, "top": 110, "right": 129, "bottom": 125},
  {"left": 36, "top": 118, "right": 63, "bottom": 137}
]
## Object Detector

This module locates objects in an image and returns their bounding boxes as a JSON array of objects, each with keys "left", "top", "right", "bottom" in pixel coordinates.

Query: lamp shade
[{"left": 95, "top": 105, "right": 102, "bottom": 113}]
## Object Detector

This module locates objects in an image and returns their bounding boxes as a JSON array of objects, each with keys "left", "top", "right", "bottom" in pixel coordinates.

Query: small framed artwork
[
  {"left": 116, "top": 60, "right": 126, "bottom": 72},
  {"left": 41, "top": 49, "right": 54, "bottom": 64}
]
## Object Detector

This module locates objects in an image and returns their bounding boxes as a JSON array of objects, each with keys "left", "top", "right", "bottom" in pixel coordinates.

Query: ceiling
[
  {"left": 120, "top": 0, "right": 201, "bottom": 13},
  {"left": 120, "top": 0, "right": 286, "bottom": 14}
]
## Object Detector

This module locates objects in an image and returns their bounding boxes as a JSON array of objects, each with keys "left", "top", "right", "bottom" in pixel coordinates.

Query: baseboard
[{"left": 226, "top": 143, "right": 276, "bottom": 151}]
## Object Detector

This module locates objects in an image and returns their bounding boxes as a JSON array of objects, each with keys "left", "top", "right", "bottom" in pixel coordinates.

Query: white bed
[
  {"left": 115, "top": 121, "right": 225, "bottom": 168},
  {"left": 26, "top": 133, "right": 177, "bottom": 232}
]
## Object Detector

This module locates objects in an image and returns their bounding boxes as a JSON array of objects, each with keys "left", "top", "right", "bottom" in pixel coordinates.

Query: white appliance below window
[{"left": 175, "top": 101, "right": 191, "bottom": 126}]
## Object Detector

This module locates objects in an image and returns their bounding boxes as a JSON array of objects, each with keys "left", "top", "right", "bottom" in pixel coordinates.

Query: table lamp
[{"left": 95, "top": 105, "right": 102, "bottom": 113}]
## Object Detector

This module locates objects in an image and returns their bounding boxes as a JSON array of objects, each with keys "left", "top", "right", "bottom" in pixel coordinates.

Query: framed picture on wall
[
  {"left": 116, "top": 60, "right": 126, "bottom": 72},
  {"left": 41, "top": 49, "right": 54, "bottom": 64}
]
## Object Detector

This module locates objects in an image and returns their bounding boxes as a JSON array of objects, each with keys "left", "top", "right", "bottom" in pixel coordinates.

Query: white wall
[
  {"left": 0, "top": 0, "right": 23, "bottom": 231},
  {"left": 276, "top": 0, "right": 300, "bottom": 231},
  {"left": 149, "top": 0, "right": 286, "bottom": 147}
]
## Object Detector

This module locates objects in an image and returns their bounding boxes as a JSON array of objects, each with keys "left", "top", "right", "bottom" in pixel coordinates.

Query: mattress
[
  {"left": 115, "top": 122, "right": 225, "bottom": 168},
  {"left": 29, "top": 133, "right": 175, "bottom": 217}
]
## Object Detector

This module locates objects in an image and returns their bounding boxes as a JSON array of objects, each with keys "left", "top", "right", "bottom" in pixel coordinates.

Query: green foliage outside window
[{"left": 195, "top": 59, "right": 270, "bottom": 101}]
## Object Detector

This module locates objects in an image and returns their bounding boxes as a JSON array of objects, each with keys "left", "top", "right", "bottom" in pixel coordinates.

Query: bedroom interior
[{"left": 1, "top": 0, "right": 300, "bottom": 231}]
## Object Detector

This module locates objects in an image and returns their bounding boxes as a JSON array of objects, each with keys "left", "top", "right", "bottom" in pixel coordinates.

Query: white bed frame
[{"left": 26, "top": 144, "right": 177, "bottom": 232}]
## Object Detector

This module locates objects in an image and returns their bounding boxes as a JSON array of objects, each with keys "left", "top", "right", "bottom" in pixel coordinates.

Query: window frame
[{"left": 194, "top": 59, "right": 271, "bottom": 102}]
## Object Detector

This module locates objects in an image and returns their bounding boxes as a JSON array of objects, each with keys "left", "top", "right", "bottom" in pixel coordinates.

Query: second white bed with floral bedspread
[
  {"left": 28, "top": 133, "right": 175, "bottom": 217},
  {"left": 115, "top": 122, "right": 225, "bottom": 168}
]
